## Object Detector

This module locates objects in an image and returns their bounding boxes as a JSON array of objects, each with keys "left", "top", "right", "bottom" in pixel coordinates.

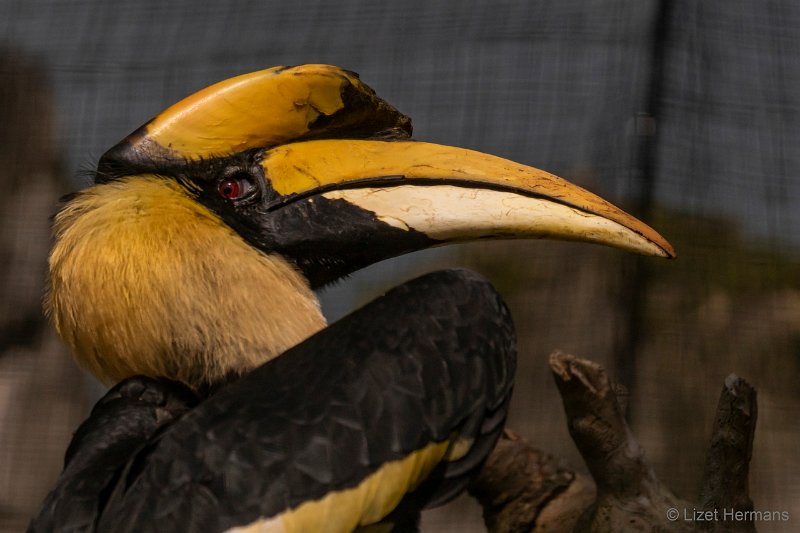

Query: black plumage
[
  {"left": 32, "top": 269, "right": 516, "bottom": 532},
  {"left": 29, "top": 378, "right": 197, "bottom": 532}
]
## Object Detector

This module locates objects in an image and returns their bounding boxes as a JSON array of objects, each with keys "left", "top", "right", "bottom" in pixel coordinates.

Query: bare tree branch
[
  {"left": 698, "top": 374, "right": 757, "bottom": 532},
  {"left": 470, "top": 353, "right": 760, "bottom": 533},
  {"left": 468, "top": 428, "right": 595, "bottom": 532}
]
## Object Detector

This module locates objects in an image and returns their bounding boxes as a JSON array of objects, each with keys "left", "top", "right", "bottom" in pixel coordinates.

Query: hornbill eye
[{"left": 217, "top": 170, "right": 256, "bottom": 200}]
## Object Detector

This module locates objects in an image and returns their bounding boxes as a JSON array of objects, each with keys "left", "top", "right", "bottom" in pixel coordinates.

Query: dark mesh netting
[{"left": 1, "top": 1, "right": 798, "bottom": 531}]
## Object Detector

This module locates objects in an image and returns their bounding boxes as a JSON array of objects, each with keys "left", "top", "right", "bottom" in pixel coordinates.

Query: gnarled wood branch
[
  {"left": 469, "top": 352, "right": 759, "bottom": 533},
  {"left": 698, "top": 375, "right": 757, "bottom": 533}
]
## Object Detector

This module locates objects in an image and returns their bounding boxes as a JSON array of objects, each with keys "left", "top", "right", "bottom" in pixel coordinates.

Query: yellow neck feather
[{"left": 46, "top": 176, "right": 326, "bottom": 389}]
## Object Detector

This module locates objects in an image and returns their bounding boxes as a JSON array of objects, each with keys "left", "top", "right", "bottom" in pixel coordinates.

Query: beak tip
[{"left": 653, "top": 239, "right": 677, "bottom": 260}]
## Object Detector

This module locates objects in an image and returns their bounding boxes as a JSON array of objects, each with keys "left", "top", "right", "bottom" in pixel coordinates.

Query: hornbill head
[{"left": 46, "top": 65, "right": 674, "bottom": 390}]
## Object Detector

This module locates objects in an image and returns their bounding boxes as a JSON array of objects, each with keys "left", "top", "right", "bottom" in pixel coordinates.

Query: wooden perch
[
  {"left": 550, "top": 351, "right": 694, "bottom": 532},
  {"left": 468, "top": 429, "right": 595, "bottom": 532},
  {"left": 469, "top": 352, "right": 759, "bottom": 533},
  {"left": 698, "top": 375, "right": 758, "bottom": 533}
]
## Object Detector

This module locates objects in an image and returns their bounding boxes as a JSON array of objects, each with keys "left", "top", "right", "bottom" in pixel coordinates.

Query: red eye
[{"left": 217, "top": 172, "right": 254, "bottom": 200}]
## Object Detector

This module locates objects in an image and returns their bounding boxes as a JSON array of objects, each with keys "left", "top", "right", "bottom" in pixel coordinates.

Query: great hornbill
[{"left": 32, "top": 65, "right": 674, "bottom": 532}]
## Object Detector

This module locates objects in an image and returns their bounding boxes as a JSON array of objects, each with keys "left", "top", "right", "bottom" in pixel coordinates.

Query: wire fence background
[{"left": 1, "top": 1, "right": 799, "bottom": 531}]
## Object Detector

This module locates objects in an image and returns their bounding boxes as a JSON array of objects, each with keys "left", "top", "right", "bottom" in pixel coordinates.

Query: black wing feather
[{"left": 28, "top": 378, "right": 197, "bottom": 533}]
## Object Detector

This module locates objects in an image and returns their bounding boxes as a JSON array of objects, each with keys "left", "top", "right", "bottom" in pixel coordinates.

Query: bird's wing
[
  {"left": 92, "top": 269, "right": 515, "bottom": 533},
  {"left": 28, "top": 378, "right": 198, "bottom": 533}
]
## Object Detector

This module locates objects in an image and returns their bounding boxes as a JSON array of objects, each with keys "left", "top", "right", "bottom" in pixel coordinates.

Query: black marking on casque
[
  {"left": 297, "top": 75, "right": 412, "bottom": 142},
  {"left": 33, "top": 269, "right": 515, "bottom": 532}
]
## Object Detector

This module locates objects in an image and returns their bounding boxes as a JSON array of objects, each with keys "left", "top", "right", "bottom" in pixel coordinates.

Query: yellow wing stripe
[{"left": 226, "top": 438, "right": 473, "bottom": 533}]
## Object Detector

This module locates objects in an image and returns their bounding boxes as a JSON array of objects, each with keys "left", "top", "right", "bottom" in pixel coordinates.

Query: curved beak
[{"left": 259, "top": 139, "right": 675, "bottom": 259}]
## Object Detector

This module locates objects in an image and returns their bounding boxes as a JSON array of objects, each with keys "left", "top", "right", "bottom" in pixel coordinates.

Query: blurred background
[{"left": 0, "top": 1, "right": 798, "bottom": 531}]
